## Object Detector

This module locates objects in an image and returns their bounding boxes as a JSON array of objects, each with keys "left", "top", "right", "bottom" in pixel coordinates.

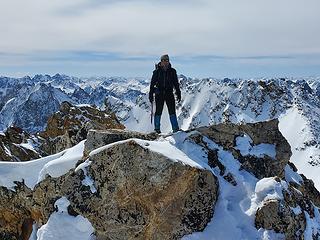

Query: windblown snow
[{"left": 0, "top": 141, "right": 85, "bottom": 190}]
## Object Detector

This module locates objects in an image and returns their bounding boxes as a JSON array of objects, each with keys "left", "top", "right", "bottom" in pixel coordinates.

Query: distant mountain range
[{"left": 0, "top": 74, "right": 320, "bottom": 189}]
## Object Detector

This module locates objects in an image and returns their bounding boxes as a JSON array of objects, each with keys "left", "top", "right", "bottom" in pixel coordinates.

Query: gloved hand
[
  {"left": 149, "top": 93, "right": 154, "bottom": 103},
  {"left": 177, "top": 92, "right": 181, "bottom": 103}
]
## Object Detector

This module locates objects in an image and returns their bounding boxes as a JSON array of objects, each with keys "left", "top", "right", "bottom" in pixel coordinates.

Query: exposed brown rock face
[
  {"left": 186, "top": 121, "right": 320, "bottom": 239},
  {"left": 0, "top": 182, "right": 41, "bottom": 240},
  {"left": 196, "top": 119, "right": 291, "bottom": 179},
  {"left": 1, "top": 120, "right": 320, "bottom": 240},
  {"left": 39, "top": 101, "right": 125, "bottom": 155},
  {"left": 80, "top": 140, "right": 218, "bottom": 239},
  {"left": 0, "top": 102, "right": 125, "bottom": 162},
  {"left": 254, "top": 176, "right": 320, "bottom": 240},
  {"left": 0, "top": 131, "right": 218, "bottom": 240},
  {"left": 254, "top": 172, "right": 320, "bottom": 240},
  {"left": 0, "top": 126, "right": 40, "bottom": 162},
  {"left": 255, "top": 199, "right": 306, "bottom": 239}
]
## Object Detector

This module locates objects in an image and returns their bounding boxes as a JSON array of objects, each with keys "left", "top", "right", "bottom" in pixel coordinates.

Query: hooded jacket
[{"left": 149, "top": 62, "right": 181, "bottom": 99}]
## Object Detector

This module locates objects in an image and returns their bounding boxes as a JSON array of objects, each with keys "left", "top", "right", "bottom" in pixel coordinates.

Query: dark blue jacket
[{"left": 149, "top": 63, "right": 181, "bottom": 99}]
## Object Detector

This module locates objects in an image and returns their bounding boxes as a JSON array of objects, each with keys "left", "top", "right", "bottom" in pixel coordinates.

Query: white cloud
[
  {"left": 0, "top": 0, "right": 320, "bottom": 78},
  {"left": 0, "top": 0, "right": 319, "bottom": 57}
]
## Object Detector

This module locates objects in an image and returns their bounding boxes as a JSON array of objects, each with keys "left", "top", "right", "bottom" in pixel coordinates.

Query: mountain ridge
[{"left": 1, "top": 74, "right": 320, "bottom": 191}]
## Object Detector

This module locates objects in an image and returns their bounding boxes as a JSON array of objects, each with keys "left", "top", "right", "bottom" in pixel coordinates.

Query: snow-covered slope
[
  {"left": 1, "top": 74, "right": 320, "bottom": 191},
  {"left": 0, "top": 140, "right": 85, "bottom": 190},
  {"left": 0, "top": 80, "right": 74, "bottom": 133},
  {"left": 0, "top": 74, "right": 147, "bottom": 132}
]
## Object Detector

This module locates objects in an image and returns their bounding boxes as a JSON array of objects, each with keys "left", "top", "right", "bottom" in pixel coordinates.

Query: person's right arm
[{"left": 149, "top": 70, "right": 157, "bottom": 102}]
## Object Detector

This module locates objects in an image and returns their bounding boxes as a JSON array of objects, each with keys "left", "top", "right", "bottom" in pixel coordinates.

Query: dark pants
[
  {"left": 154, "top": 92, "right": 179, "bottom": 131},
  {"left": 155, "top": 92, "right": 176, "bottom": 116}
]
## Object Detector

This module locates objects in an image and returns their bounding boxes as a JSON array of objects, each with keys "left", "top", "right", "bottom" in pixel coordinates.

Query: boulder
[
  {"left": 255, "top": 199, "right": 305, "bottom": 239},
  {"left": 196, "top": 119, "right": 291, "bottom": 179},
  {"left": 0, "top": 137, "right": 218, "bottom": 240}
]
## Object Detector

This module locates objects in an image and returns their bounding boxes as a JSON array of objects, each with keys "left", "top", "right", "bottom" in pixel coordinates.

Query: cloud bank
[{"left": 0, "top": 0, "right": 319, "bottom": 77}]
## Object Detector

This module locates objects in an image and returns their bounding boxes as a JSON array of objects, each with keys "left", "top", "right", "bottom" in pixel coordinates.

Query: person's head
[{"left": 160, "top": 54, "right": 170, "bottom": 69}]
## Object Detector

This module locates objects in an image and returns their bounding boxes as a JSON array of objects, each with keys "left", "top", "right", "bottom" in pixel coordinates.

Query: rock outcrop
[
  {"left": 196, "top": 119, "right": 291, "bottom": 179},
  {"left": 255, "top": 198, "right": 306, "bottom": 239},
  {"left": 1, "top": 119, "right": 320, "bottom": 240},
  {"left": 0, "top": 126, "right": 40, "bottom": 162},
  {"left": 0, "top": 102, "right": 125, "bottom": 161},
  {"left": 39, "top": 101, "right": 125, "bottom": 155},
  {"left": 184, "top": 120, "right": 320, "bottom": 239},
  {"left": 0, "top": 129, "right": 218, "bottom": 240},
  {"left": 254, "top": 173, "right": 320, "bottom": 239}
]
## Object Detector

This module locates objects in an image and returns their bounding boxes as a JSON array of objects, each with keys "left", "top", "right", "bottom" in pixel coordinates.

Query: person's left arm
[{"left": 172, "top": 69, "right": 181, "bottom": 102}]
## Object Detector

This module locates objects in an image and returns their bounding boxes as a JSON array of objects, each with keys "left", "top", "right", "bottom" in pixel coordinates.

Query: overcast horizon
[{"left": 1, "top": 0, "right": 320, "bottom": 79}]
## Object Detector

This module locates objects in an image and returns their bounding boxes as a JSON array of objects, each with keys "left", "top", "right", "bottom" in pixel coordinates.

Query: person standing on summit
[{"left": 149, "top": 54, "right": 181, "bottom": 133}]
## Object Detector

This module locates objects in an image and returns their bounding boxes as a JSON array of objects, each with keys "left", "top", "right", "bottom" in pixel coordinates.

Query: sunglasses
[{"left": 161, "top": 59, "right": 169, "bottom": 62}]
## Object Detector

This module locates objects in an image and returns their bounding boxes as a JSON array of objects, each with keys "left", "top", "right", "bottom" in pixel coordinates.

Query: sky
[{"left": 0, "top": 0, "right": 320, "bottom": 79}]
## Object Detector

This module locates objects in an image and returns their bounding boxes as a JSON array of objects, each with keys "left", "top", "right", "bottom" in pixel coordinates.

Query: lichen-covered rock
[
  {"left": 255, "top": 199, "right": 306, "bottom": 239},
  {"left": 80, "top": 140, "right": 218, "bottom": 239},
  {"left": 0, "top": 126, "right": 40, "bottom": 162},
  {"left": 196, "top": 119, "right": 291, "bottom": 179},
  {"left": 0, "top": 137, "right": 218, "bottom": 240},
  {"left": 39, "top": 101, "right": 125, "bottom": 155}
]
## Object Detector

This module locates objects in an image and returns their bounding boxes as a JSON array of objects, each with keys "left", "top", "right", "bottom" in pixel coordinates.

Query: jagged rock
[
  {"left": 196, "top": 119, "right": 291, "bottom": 179},
  {"left": 79, "top": 140, "right": 218, "bottom": 239},
  {"left": 5, "top": 126, "right": 24, "bottom": 144},
  {"left": 0, "top": 183, "right": 41, "bottom": 240},
  {"left": 299, "top": 175, "right": 320, "bottom": 207},
  {"left": 1, "top": 120, "right": 320, "bottom": 239},
  {"left": 39, "top": 101, "right": 125, "bottom": 155},
  {"left": 254, "top": 171, "right": 320, "bottom": 239},
  {"left": 0, "top": 133, "right": 218, "bottom": 240},
  {"left": 284, "top": 178, "right": 319, "bottom": 218},
  {"left": 0, "top": 126, "right": 40, "bottom": 162},
  {"left": 255, "top": 199, "right": 305, "bottom": 239}
]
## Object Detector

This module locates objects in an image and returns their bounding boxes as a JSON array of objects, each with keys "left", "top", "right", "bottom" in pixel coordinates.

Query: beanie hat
[{"left": 160, "top": 54, "right": 169, "bottom": 61}]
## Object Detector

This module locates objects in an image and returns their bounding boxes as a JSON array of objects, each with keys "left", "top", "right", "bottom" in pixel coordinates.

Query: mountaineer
[{"left": 149, "top": 54, "right": 181, "bottom": 133}]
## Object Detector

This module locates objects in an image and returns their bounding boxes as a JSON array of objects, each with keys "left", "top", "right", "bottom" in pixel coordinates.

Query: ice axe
[{"left": 150, "top": 101, "right": 154, "bottom": 124}]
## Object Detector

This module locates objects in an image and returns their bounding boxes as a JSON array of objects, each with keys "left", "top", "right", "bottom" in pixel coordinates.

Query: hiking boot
[
  {"left": 172, "top": 129, "right": 181, "bottom": 133},
  {"left": 155, "top": 129, "right": 161, "bottom": 134}
]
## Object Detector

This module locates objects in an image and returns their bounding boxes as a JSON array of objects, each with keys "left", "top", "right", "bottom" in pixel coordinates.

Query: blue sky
[{"left": 0, "top": 0, "right": 320, "bottom": 78}]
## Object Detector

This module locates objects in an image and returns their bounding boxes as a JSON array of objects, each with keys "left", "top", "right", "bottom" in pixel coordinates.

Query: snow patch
[
  {"left": 37, "top": 140, "right": 85, "bottom": 182},
  {"left": 235, "top": 134, "right": 276, "bottom": 159},
  {"left": 246, "top": 178, "right": 287, "bottom": 217},
  {"left": 284, "top": 164, "right": 303, "bottom": 185},
  {"left": 0, "top": 140, "right": 85, "bottom": 190},
  {"left": 36, "top": 197, "right": 95, "bottom": 240},
  {"left": 75, "top": 159, "right": 97, "bottom": 193}
]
